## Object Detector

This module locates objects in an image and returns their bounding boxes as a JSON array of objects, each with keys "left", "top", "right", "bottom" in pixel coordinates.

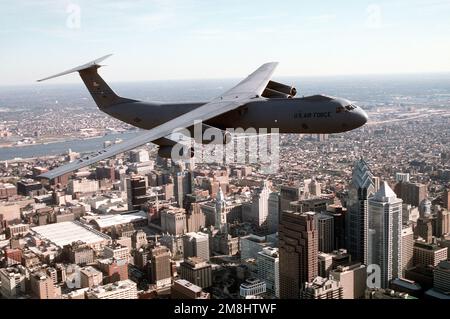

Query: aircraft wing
[{"left": 39, "top": 62, "right": 278, "bottom": 180}]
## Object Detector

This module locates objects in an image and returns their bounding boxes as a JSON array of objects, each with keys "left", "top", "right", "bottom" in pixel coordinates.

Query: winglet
[{"left": 37, "top": 54, "right": 113, "bottom": 82}]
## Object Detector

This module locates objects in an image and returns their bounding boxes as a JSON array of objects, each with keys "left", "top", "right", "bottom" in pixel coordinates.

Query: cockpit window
[
  {"left": 337, "top": 104, "right": 357, "bottom": 113},
  {"left": 336, "top": 106, "right": 345, "bottom": 113}
]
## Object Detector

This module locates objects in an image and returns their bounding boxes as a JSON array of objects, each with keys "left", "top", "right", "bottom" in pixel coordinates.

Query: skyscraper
[
  {"left": 280, "top": 185, "right": 302, "bottom": 212},
  {"left": 395, "top": 173, "right": 410, "bottom": 183},
  {"left": 179, "top": 257, "right": 212, "bottom": 289},
  {"left": 309, "top": 179, "right": 321, "bottom": 197},
  {"left": 394, "top": 182, "right": 427, "bottom": 208},
  {"left": 279, "top": 211, "right": 318, "bottom": 299},
  {"left": 330, "top": 263, "right": 367, "bottom": 299},
  {"left": 126, "top": 175, "right": 151, "bottom": 211},
  {"left": 433, "top": 260, "right": 450, "bottom": 293},
  {"left": 443, "top": 190, "right": 450, "bottom": 210},
  {"left": 248, "top": 180, "right": 271, "bottom": 227},
  {"left": 300, "top": 276, "right": 343, "bottom": 299},
  {"left": 215, "top": 187, "right": 228, "bottom": 234},
  {"left": 346, "top": 159, "right": 376, "bottom": 264},
  {"left": 436, "top": 208, "right": 450, "bottom": 237},
  {"left": 174, "top": 171, "right": 192, "bottom": 209},
  {"left": 315, "top": 212, "right": 334, "bottom": 253},
  {"left": 401, "top": 226, "right": 414, "bottom": 278},
  {"left": 182, "top": 232, "right": 210, "bottom": 261},
  {"left": 129, "top": 149, "right": 149, "bottom": 163},
  {"left": 414, "top": 217, "right": 433, "bottom": 243},
  {"left": 368, "top": 181, "right": 403, "bottom": 288},
  {"left": 257, "top": 247, "right": 280, "bottom": 298},
  {"left": 148, "top": 245, "right": 172, "bottom": 290},
  {"left": 326, "top": 205, "right": 347, "bottom": 250},
  {"left": 268, "top": 192, "right": 280, "bottom": 234}
]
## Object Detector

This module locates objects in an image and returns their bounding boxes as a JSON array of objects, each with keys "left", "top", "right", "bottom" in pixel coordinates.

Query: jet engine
[
  {"left": 262, "top": 80, "right": 297, "bottom": 99},
  {"left": 187, "top": 124, "right": 232, "bottom": 145}
]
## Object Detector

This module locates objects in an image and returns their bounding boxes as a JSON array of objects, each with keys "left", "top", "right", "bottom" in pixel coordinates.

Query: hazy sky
[{"left": 1, "top": 0, "right": 450, "bottom": 85}]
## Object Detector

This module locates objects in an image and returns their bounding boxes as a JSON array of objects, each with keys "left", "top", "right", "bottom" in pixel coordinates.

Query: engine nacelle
[
  {"left": 157, "top": 145, "right": 194, "bottom": 159},
  {"left": 262, "top": 88, "right": 291, "bottom": 99},
  {"left": 263, "top": 80, "right": 297, "bottom": 98},
  {"left": 187, "top": 125, "right": 232, "bottom": 145}
]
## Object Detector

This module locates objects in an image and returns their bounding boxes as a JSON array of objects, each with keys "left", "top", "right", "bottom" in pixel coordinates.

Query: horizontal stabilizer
[{"left": 37, "top": 54, "right": 113, "bottom": 82}]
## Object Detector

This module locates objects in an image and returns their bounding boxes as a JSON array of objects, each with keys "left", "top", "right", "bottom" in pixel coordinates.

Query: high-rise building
[
  {"left": 413, "top": 241, "right": 448, "bottom": 267},
  {"left": 395, "top": 182, "right": 427, "bottom": 208},
  {"left": 280, "top": 185, "right": 302, "bottom": 213},
  {"left": 174, "top": 171, "right": 192, "bottom": 208},
  {"left": 257, "top": 247, "right": 280, "bottom": 298},
  {"left": 186, "top": 203, "right": 206, "bottom": 233},
  {"left": 245, "top": 181, "right": 271, "bottom": 227},
  {"left": 67, "top": 178, "right": 99, "bottom": 195},
  {"left": 443, "top": 190, "right": 450, "bottom": 210},
  {"left": 179, "top": 257, "right": 212, "bottom": 289},
  {"left": 279, "top": 211, "right": 318, "bottom": 299},
  {"left": 171, "top": 279, "right": 210, "bottom": 299},
  {"left": 326, "top": 205, "right": 347, "bottom": 250},
  {"left": 0, "top": 266, "right": 27, "bottom": 298},
  {"left": 97, "top": 258, "right": 129, "bottom": 284},
  {"left": 96, "top": 165, "right": 115, "bottom": 182},
  {"left": 268, "top": 192, "right": 280, "bottom": 234},
  {"left": 415, "top": 217, "right": 433, "bottom": 243},
  {"left": 86, "top": 280, "right": 137, "bottom": 299},
  {"left": 433, "top": 260, "right": 450, "bottom": 293},
  {"left": 419, "top": 199, "right": 432, "bottom": 217},
  {"left": 315, "top": 212, "right": 334, "bottom": 253},
  {"left": 130, "top": 149, "right": 149, "bottom": 163},
  {"left": 126, "top": 175, "right": 151, "bottom": 211},
  {"left": 401, "top": 226, "right": 414, "bottom": 277},
  {"left": 318, "top": 253, "right": 333, "bottom": 278},
  {"left": 215, "top": 187, "right": 228, "bottom": 233},
  {"left": 346, "top": 159, "right": 376, "bottom": 265},
  {"left": 330, "top": 263, "right": 366, "bottom": 299},
  {"left": 436, "top": 209, "right": 450, "bottom": 237},
  {"left": 301, "top": 276, "right": 343, "bottom": 299},
  {"left": 0, "top": 183, "right": 17, "bottom": 199},
  {"left": 395, "top": 173, "right": 410, "bottom": 183},
  {"left": 330, "top": 249, "right": 352, "bottom": 269},
  {"left": 309, "top": 179, "right": 321, "bottom": 197},
  {"left": 103, "top": 243, "right": 130, "bottom": 263},
  {"left": 16, "top": 179, "right": 44, "bottom": 196},
  {"left": 64, "top": 242, "right": 95, "bottom": 266},
  {"left": 4, "top": 248, "right": 22, "bottom": 266},
  {"left": 368, "top": 181, "right": 403, "bottom": 288},
  {"left": 160, "top": 207, "right": 187, "bottom": 236},
  {"left": 30, "top": 272, "right": 61, "bottom": 299},
  {"left": 182, "top": 232, "right": 210, "bottom": 261},
  {"left": 131, "top": 229, "right": 148, "bottom": 250},
  {"left": 148, "top": 245, "right": 172, "bottom": 289},
  {"left": 80, "top": 266, "right": 103, "bottom": 288}
]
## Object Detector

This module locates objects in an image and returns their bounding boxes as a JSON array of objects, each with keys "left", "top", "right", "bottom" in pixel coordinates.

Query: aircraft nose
[{"left": 356, "top": 108, "right": 368, "bottom": 126}]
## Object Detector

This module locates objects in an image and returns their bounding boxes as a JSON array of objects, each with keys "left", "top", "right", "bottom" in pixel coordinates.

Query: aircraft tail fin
[{"left": 37, "top": 54, "right": 135, "bottom": 109}]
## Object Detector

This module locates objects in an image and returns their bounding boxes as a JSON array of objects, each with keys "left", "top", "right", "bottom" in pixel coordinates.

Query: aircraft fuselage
[{"left": 103, "top": 95, "right": 368, "bottom": 135}]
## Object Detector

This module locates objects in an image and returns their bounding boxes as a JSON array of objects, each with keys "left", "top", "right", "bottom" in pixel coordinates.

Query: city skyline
[{"left": 1, "top": 0, "right": 450, "bottom": 304}]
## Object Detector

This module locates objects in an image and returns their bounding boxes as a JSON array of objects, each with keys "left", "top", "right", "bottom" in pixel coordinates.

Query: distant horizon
[{"left": 2, "top": 70, "right": 450, "bottom": 89}]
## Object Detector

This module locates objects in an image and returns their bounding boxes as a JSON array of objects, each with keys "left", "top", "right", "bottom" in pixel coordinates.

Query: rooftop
[
  {"left": 90, "top": 211, "right": 147, "bottom": 229},
  {"left": 32, "top": 221, "right": 110, "bottom": 248}
]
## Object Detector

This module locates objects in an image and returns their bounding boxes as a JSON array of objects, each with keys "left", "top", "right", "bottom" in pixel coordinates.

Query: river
[{"left": 0, "top": 131, "right": 143, "bottom": 161}]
